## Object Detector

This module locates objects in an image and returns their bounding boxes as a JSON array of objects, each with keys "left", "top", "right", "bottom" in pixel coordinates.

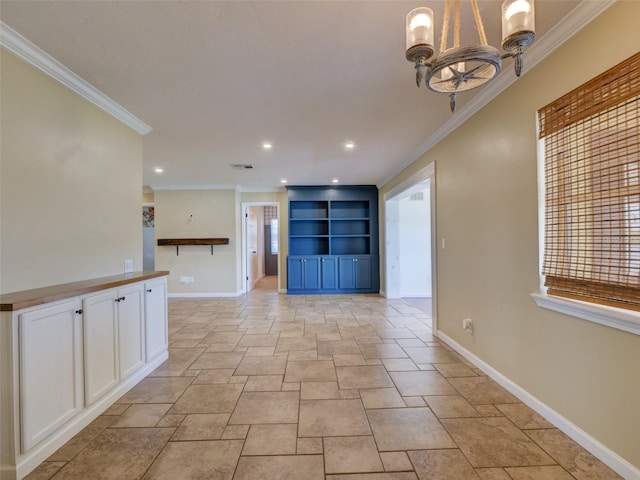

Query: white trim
[
  {"left": 149, "top": 184, "right": 286, "bottom": 193},
  {"left": 531, "top": 293, "right": 640, "bottom": 336},
  {"left": 378, "top": 0, "right": 616, "bottom": 188},
  {"left": 436, "top": 331, "right": 640, "bottom": 480},
  {"left": 241, "top": 202, "right": 281, "bottom": 295},
  {"left": 382, "top": 162, "right": 437, "bottom": 332},
  {"left": 0, "top": 22, "right": 152, "bottom": 136},
  {"left": 168, "top": 292, "right": 243, "bottom": 298},
  {"left": 383, "top": 163, "right": 435, "bottom": 202},
  {"left": 238, "top": 186, "right": 286, "bottom": 193},
  {"left": 150, "top": 184, "right": 239, "bottom": 191}
]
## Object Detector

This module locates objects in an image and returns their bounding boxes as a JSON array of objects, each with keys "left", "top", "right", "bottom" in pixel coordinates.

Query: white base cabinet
[
  {"left": 83, "top": 291, "right": 120, "bottom": 406},
  {"left": 117, "top": 283, "right": 145, "bottom": 380},
  {"left": 18, "top": 300, "right": 83, "bottom": 453},
  {"left": 144, "top": 278, "right": 168, "bottom": 362},
  {"left": 0, "top": 273, "right": 169, "bottom": 480}
]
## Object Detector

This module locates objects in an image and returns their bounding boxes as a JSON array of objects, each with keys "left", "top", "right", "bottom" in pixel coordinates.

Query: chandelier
[{"left": 405, "top": 0, "right": 535, "bottom": 112}]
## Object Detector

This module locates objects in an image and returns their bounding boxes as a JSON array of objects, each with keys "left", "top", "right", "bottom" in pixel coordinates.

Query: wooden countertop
[{"left": 0, "top": 271, "right": 170, "bottom": 312}]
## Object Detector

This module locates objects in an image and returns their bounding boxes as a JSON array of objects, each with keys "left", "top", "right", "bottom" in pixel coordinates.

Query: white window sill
[{"left": 531, "top": 293, "right": 640, "bottom": 336}]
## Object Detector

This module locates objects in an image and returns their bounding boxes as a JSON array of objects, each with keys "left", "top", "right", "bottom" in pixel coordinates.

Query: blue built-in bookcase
[{"left": 287, "top": 185, "right": 379, "bottom": 294}]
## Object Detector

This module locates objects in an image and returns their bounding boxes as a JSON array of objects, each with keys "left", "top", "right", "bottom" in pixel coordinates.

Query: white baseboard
[
  {"left": 436, "top": 331, "right": 640, "bottom": 480},
  {"left": 168, "top": 292, "right": 242, "bottom": 298}
]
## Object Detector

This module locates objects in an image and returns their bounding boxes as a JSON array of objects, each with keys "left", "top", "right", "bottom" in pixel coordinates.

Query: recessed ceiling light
[
  {"left": 280, "top": 179, "right": 287, "bottom": 184},
  {"left": 262, "top": 142, "right": 273, "bottom": 150},
  {"left": 344, "top": 142, "right": 355, "bottom": 150},
  {"left": 332, "top": 178, "right": 339, "bottom": 184},
  {"left": 154, "top": 167, "right": 164, "bottom": 174}
]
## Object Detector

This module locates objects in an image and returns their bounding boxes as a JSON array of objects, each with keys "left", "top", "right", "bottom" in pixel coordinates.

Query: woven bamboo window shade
[{"left": 538, "top": 52, "right": 640, "bottom": 311}]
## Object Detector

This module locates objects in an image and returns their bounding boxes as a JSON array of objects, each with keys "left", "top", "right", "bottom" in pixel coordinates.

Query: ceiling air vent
[
  {"left": 230, "top": 164, "right": 254, "bottom": 170},
  {"left": 409, "top": 192, "right": 424, "bottom": 201}
]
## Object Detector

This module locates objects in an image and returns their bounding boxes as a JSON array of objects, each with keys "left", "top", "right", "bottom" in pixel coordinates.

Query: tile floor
[{"left": 27, "top": 276, "right": 622, "bottom": 480}]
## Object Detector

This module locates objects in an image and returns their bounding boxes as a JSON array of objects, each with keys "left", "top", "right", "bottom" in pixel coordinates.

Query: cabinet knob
[
  {"left": 75, "top": 309, "right": 83, "bottom": 315},
  {"left": 115, "top": 296, "right": 126, "bottom": 303},
  {"left": 147, "top": 289, "right": 152, "bottom": 293}
]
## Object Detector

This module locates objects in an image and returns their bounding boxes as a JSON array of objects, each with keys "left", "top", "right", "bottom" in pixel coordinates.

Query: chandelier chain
[
  {"left": 470, "top": 0, "right": 488, "bottom": 45},
  {"left": 440, "top": 0, "right": 452, "bottom": 54}
]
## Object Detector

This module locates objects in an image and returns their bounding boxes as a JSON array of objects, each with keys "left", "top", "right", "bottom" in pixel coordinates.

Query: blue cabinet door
[
  {"left": 338, "top": 256, "right": 372, "bottom": 290},
  {"left": 287, "top": 257, "right": 304, "bottom": 290},
  {"left": 304, "top": 257, "right": 321, "bottom": 290},
  {"left": 354, "top": 256, "right": 371, "bottom": 289},
  {"left": 288, "top": 256, "right": 322, "bottom": 291},
  {"left": 338, "top": 257, "right": 356, "bottom": 289},
  {"left": 320, "top": 257, "right": 338, "bottom": 289}
]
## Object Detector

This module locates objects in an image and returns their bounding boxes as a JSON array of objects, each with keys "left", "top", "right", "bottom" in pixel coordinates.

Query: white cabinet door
[
  {"left": 117, "top": 283, "right": 145, "bottom": 380},
  {"left": 144, "top": 277, "right": 168, "bottom": 361},
  {"left": 19, "top": 299, "right": 83, "bottom": 453},
  {"left": 83, "top": 290, "right": 119, "bottom": 406}
]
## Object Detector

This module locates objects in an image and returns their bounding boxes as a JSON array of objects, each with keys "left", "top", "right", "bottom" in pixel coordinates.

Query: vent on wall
[
  {"left": 409, "top": 192, "right": 424, "bottom": 201},
  {"left": 230, "top": 164, "right": 254, "bottom": 170}
]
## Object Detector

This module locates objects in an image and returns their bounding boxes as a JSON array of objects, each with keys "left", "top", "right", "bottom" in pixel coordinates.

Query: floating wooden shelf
[{"left": 157, "top": 238, "right": 229, "bottom": 255}]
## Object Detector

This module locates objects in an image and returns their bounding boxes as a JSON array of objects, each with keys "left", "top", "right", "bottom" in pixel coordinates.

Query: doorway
[
  {"left": 384, "top": 163, "right": 436, "bottom": 330},
  {"left": 142, "top": 204, "right": 155, "bottom": 271},
  {"left": 242, "top": 202, "right": 280, "bottom": 293}
]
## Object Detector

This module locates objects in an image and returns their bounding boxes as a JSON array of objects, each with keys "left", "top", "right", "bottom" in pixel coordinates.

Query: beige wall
[
  {"left": 153, "top": 190, "right": 288, "bottom": 294},
  {"left": 0, "top": 50, "right": 143, "bottom": 294},
  {"left": 380, "top": 1, "right": 640, "bottom": 469},
  {"left": 154, "top": 189, "right": 239, "bottom": 294}
]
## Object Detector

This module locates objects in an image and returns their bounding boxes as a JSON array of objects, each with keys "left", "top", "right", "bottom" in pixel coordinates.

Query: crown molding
[
  {"left": 149, "top": 184, "right": 285, "bottom": 193},
  {"left": 149, "top": 184, "right": 239, "bottom": 191},
  {"left": 378, "top": 0, "right": 616, "bottom": 189},
  {"left": 0, "top": 22, "right": 152, "bottom": 136}
]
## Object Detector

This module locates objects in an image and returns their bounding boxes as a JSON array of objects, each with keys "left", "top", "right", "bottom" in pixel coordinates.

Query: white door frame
[
  {"left": 383, "top": 162, "right": 437, "bottom": 333},
  {"left": 241, "top": 202, "right": 280, "bottom": 294}
]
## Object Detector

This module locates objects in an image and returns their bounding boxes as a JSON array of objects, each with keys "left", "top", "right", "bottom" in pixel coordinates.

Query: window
[{"left": 537, "top": 52, "right": 640, "bottom": 313}]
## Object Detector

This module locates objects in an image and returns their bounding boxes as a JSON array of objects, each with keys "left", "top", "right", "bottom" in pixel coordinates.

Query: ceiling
[{"left": 0, "top": 0, "right": 583, "bottom": 191}]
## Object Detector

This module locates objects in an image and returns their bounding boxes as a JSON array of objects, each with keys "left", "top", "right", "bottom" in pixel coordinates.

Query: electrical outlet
[
  {"left": 462, "top": 318, "right": 473, "bottom": 335},
  {"left": 124, "top": 259, "right": 133, "bottom": 273}
]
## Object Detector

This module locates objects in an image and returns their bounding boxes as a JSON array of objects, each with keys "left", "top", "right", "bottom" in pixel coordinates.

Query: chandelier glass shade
[{"left": 406, "top": 0, "right": 536, "bottom": 112}]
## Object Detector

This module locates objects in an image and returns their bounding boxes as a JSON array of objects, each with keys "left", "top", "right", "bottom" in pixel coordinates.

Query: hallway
[{"left": 27, "top": 289, "right": 621, "bottom": 479}]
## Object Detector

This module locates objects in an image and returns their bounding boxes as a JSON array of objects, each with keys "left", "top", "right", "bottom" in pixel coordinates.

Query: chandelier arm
[
  {"left": 440, "top": 0, "right": 452, "bottom": 55},
  {"left": 470, "top": 0, "right": 488, "bottom": 45}
]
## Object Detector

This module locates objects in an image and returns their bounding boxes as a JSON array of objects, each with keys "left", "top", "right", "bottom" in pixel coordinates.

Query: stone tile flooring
[{"left": 27, "top": 279, "right": 622, "bottom": 480}]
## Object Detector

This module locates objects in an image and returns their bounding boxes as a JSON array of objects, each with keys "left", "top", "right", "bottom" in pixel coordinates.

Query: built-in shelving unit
[{"left": 287, "top": 186, "right": 379, "bottom": 294}]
